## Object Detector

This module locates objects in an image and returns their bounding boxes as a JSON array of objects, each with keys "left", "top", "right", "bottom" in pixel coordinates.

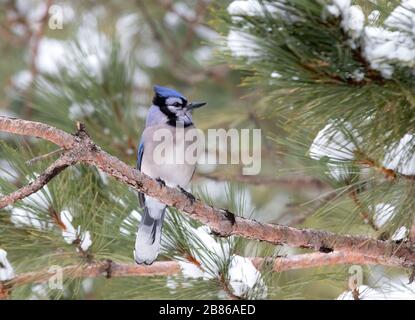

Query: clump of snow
[
  {"left": 385, "top": 0, "right": 415, "bottom": 33},
  {"left": 326, "top": 0, "right": 415, "bottom": 77},
  {"left": 14, "top": 1, "right": 74, "bottom": 30},
  {"left": 271, "top": 71, "right": 282, "bottom": 78},
  {"left": 309, "top": 122, "right": 358, "bottom": 161},
  {"left": 363, "top": 26, "right": 415, "bottom": 78},
  {"left": 179, "top": 260, "right": 205, "bottom": 279},
  {"left": 338, "top": 282, "right": 415, "bottom": 300},
  {"left": 132, "top": 68, "right": 151, "bottom": 88},
  {"left": 0, "top": 160, "right": 18, "bottom": 183},
  {"left": 0, "top": 249, "right": 14, "bottom": 281},
  {"left": 173, "top": 2, "right": 196, "bottom": 21},
  {"left": 309, "top": 121, "right": 360, "bottom": 180},
  {"left": 166, "top": 276, "right": 178, "bottom": 292},
  {"left": 227, "top": 0, "right": 273, "bottom": 17},
  {"left": 373, "top": 203, "right": 395, "bottom": 227},
  {"left": 194, "top": 46, "right": 213, "bottom": 64},
  {"left": 383, "top": 134, "right": 415, "bottom": 175},
  {"left": 227, "top": 0, "right": 297, "bottom": 22},
  {"left": 326, "top": 1, "right": 364, "bottom": 46},
  {"left": 228, "top": 255, "right": 267, "bottom": 299},
  {"left": 33, "top": 8, "right": 110, "bottom": 80},
  {"left": 165, "top": 12, "right": 180, "bottom": 28},
  {"left": 137, "top": 47, "right": 162, "bottom": 68},
  {"left": 373, "top": 203, "right": 408, "bottom": 241},
  {"left": 61, "top": 210, "right": 92, "bottom": 251},
  {"left": 10, "top": 186, "right": 52, "bottom": 229},
  {"left": 15, "top": 0, "right": 48, "bottom": 29},
  {"left": 182, "top": 225, "right": 230, "bottom": 279},
  {"left": 352, "top": 69, "right": 365, "bottom": 81},
  {"left": 29, "top": 284, "right": 49, "bottom": 300},
  {"left": 227, "top": 29, "right": 260, "bottom": 58},
  {"left": 168, "top": 219, "right": 267, "bottom": 298},
  {"left": 11, "top": 70, "right": 33, "bottom": 90},
  {"left": 326, "top": 4, "right": 341, "bottom": 17},
  {"left": 36, "top": 35, "right": 109, "bottom": 80},
  {"left": 344, "top": 5, "right": 365, "bottom": 42},
  {"left": 10, "top": 207, "right": 46, "bottom": 229},
  {"left": 194, "top": 25, "right": 220, "bottom": 42},
  {"left": 309, "top": 121, "right": 366, "bottom": 181},
  {"left": 368, "top": 10, "right": 380, "bottom": 24},
  {"left": 61, "top": 210, "right": 78, "bottom": 243},
  {"left": 22, "top": 182, "right": 51, "bottom": 208},
  {"left": 82, "top": 278, "right": 94, "bottom": 293},
  {"left": 116, "top": 13, "right": 141, "bottom": 59},
  {"left": 36, "top": 38, "right": 67, "bottom": 74},
  {"left": 392, "top": 226, "right": 408, "bottom": 241}
]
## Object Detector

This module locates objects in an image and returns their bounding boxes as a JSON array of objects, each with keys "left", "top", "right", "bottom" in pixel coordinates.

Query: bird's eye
[{"left": 173, "top": 102, "right": 181, "bottom": 107}]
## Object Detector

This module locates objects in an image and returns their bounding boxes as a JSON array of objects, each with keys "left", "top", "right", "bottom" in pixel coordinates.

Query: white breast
[{"left": 140, "top": 124, "right": 196, "bottom": 188}]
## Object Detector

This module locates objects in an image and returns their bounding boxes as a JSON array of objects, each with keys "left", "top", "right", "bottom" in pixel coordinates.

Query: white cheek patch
[
  {"left": 167, "top": 105, "right": 179, "bottom": 113},
  {"left": 166, "top": 97, "right": 182, "bottom": 106}
]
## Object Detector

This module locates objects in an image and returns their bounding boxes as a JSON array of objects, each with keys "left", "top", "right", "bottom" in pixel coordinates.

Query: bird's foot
[
  {"left": 135, "top": 257, "right": 155, "bottom": 265},
  {"left": 178, "top": 186, "right": 196, "bottom": 204},
  {"left": 156, "top": 177, "right": 166, "bottom": 188}
]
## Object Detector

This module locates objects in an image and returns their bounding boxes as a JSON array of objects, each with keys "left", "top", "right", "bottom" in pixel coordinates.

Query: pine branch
[
  {"left": 1, "top": 251, "right": 403, "bottom": 296},
  {"left": 26, "top": 148, "right": 64, "bottom": 166},
  {"left": 348, "top": 187, "right": 378, "bottom": 231},
  {"left": 355, "top": 151, "right": 415, "bottom": 181},
  {"left": 251, "top": 252, "right": 400, "bottom": 272},
  {"left": 7, "top": 261, "right": 181, "bottom": 288},
  {"left": 0, "top": 116, "right": 415, "bottom": 269},
  {"left": 0, "top": 155, "right": 70, "bottom": 209},
  {"left": 196, "top": 172, "right": 330, "bottom": 191},
  {"left": 0, "top": 117, "right": 75, "bottom": 149}
]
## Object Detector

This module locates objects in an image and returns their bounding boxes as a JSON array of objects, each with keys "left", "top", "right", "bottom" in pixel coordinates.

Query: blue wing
[
  {"left": 134, "top": 136, "right": 166, "bottom": 264},
  {"left": 137, "top": 139, "right": 146, "bottom": 208},
  {"left": 137, "top": 139, "right": 144, "bottom": 171}
]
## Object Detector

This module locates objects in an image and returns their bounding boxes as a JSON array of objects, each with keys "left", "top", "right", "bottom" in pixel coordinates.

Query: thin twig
[
  {"left": 26, "top": 148, "right": 64, "bottom": 166},
  {"left": 0, "top": 154, "right": 71, "bottom": 209},
  {"left": 196, "top": 171, "right": 330, "bottom": 191},
  {"left": 349, "top": 187, "right": 378, "bottom": 231}
]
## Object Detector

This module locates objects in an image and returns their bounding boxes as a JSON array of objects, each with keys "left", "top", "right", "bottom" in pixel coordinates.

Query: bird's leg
[
  {"left": 178, "top": 186, "right": 196, "bottom": 204},
  {"left": 156, "top": 177, "right": 166, "bottom": 188}
]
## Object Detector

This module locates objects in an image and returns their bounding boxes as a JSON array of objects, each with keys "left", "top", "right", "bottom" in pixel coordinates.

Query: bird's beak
[{"left": 187, "top": 102, "right": 207, "bottom": 110}]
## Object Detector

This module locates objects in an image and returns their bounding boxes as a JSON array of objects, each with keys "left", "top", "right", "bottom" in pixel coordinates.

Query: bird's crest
[{"left": 153, "top": 85, "right": 186, "bottom": 100}]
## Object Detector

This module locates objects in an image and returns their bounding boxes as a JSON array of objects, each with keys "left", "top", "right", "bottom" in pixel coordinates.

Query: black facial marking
[
  {"left": 153, "top": 94, "right": 192, "bottom": 127},
  {"left": 152, "top": 94, "right": 165, "bottom": 107},
  {"left": 153, "top": 94, "right": 175, "bottom": 120},
  {"left": 167, "top": 119, "right": 193, "bottom": 127},
  {"left": 159, "top": 105, "right": 176, "bottom": 119}
]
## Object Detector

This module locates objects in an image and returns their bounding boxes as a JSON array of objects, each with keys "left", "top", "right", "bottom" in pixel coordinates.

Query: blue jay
[{"left": 134, "top": 85, "right": 206, "bottom": 265}]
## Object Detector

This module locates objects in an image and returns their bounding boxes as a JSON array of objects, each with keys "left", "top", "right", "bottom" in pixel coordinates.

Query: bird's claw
[
  {"left": 156, "top": 177, "right": 166, "bottom": 188},
  {"left": 178, "top": 186, "right": 196, "bottom": 204}
]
